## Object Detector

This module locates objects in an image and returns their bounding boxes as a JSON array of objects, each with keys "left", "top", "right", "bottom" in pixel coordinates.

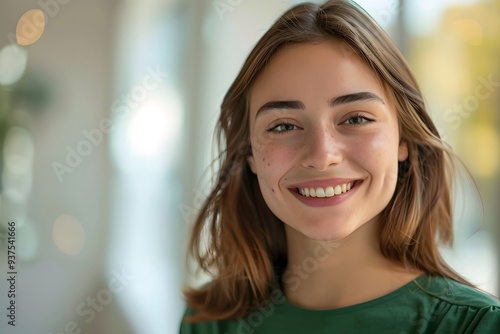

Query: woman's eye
[
  {"left": 267, "top": 123, "right": 298, "bottom": 133},
  {"left": 343, "top": 115, "right": 373, "bottom": 125}
]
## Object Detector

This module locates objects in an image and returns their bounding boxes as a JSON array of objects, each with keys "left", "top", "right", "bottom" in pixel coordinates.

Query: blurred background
[{"left": 0, "top": 0, "right": 498, "bottom": 333}]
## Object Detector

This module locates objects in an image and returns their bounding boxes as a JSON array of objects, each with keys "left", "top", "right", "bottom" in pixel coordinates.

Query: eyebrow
[{"left": 255, "top": 91, "right": 385, "bottom": 119}]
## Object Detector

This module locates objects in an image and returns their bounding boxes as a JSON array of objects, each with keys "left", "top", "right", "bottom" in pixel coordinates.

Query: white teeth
[{"left": 298, "top": 182, "right": 355, "bottom": 198}]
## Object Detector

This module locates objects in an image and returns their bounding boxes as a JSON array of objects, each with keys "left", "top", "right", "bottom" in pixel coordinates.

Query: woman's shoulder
[
  {"left": 412, "top": 274, "right": 500, "bottom": 332},
  {"left": 414, "top": 274, "right": 500, "bottom": 308},
  {"left": 179, "top": 305, "right": 211, "bottom": 334},
  {"left": 178, "top": 275, "right": 500, "bottom": 333}
]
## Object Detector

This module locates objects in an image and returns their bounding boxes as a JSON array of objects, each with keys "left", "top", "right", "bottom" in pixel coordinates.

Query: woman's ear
[
  {"left": 247, "top": 155, "right": 257, "bottom": 174},
  {"left": 398, "top": 140, "right": 409, "bottom": 161}
]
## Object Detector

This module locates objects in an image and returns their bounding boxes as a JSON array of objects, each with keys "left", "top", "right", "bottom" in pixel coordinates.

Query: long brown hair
[{"left": 183, "top": 0, "right": 473, "bottom": 322}]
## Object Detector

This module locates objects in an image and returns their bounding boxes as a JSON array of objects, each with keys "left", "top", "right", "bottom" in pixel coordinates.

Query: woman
[{"left": 180, "top": 0, "right": 500, "bottom": 333}]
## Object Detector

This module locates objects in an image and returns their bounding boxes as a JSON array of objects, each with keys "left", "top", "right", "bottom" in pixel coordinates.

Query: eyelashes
[
  {"left": 342, "top": 113, "right": 374, "bottom": 125},
  {"left": 265, "top": 113, "right": 374, "bottom": 134},
  {"left": 266, "top": 122, "right": 299, "bottom": 134}
]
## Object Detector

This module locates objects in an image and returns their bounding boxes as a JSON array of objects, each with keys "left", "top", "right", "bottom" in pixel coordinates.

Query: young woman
[{"left": 180, "top": 0, "right": 500, "bottom": 332}]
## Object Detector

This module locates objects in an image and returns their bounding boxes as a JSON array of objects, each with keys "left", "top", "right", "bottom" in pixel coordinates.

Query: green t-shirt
[{"left": 180, "top": 275, "right": 500, "bottom": 333}]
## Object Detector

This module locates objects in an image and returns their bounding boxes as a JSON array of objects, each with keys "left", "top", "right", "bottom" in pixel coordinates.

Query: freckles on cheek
[
  {"left": 255, "top": 149, "right": 282, "bottom": 195},
  {"left": 262, "top": 156, "right": 270, "bottom": 167},
  {"left": 257, "top": 171, "right": 276, "bottom": 195},
  {"left": 258, "top": 148, "right": 279, "bottom": 169}
]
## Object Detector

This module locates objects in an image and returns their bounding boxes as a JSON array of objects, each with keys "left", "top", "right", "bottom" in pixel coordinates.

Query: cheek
[
  {"left": 350, "top": 132, "right": 400, "bottom": 181},
  {"left": 364, "top": 131, "right": 400, "bottom": 160},
  {"left": 254, "top": 144, "right": 295, "bottom": 189},
  {"left": 366, "top": 133, "right": 401, "bottom": 185},
  {"left": 256, "top": 143, "right": 293, "bottom": 168}
]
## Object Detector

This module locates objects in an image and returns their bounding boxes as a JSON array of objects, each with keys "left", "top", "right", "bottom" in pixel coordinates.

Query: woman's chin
[{"left": 286, "top": 223, "right": 358, "bottom": 243}]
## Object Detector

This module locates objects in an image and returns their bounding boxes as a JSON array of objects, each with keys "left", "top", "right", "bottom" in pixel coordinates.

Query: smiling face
[{"left": 247, "top": 41, "right": 408, "bottom": 241}]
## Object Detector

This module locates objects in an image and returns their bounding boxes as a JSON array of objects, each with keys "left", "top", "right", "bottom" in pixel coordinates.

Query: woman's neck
[{"left": 282, "top": 220, "right": 423, "bottom": 310}]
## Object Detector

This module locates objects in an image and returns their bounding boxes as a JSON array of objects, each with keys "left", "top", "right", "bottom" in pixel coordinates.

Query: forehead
[{"left": 249, "top": 41, "right": 389, "bottom": 111}]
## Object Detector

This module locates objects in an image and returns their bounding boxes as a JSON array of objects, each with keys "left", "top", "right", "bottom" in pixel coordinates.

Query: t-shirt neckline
[{"left": 277, "top": 273, "right": 429, "bottom": 315}]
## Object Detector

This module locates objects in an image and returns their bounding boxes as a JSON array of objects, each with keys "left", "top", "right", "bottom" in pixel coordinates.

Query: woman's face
[{"left": 247, "top": 41, "right": 408, "bottom": 241}]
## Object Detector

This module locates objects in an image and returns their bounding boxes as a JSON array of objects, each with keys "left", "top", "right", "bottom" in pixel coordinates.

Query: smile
[
  {"left": 288, "top": 179, "right": 362, "bottom": 207},
  {"left": 297, "top": 181, "right": 354, "bottom": 198}
]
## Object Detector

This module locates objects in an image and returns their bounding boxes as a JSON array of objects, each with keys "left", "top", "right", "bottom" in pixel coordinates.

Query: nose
[{"left": 301, "top": 125, "right": 343, "bottom": 171}]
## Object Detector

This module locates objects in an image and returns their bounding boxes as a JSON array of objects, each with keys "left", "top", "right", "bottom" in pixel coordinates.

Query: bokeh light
[
  {"left": 463, "top": 124, "right": 500, "bottom": 178},
  {"left": 125, "top": 87, "right": 183, "bottom": 158},
  {"left": 16, "top": 9, "right": 46, "bottom": 46},
  {"left": 2, "top": 126, "right": 34, "bottom": 203},
  {"left": 52, "top": 214, "right": 86, "bottom": 256},
  {"left": 454, "top": 19, "right": 482, "bottom": 45},
  {"left": 0, "top": 44, "right": 28, "bottom": 86},
  {"left": 17, "top": 223, "right": 40, "bottom": 261}
]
